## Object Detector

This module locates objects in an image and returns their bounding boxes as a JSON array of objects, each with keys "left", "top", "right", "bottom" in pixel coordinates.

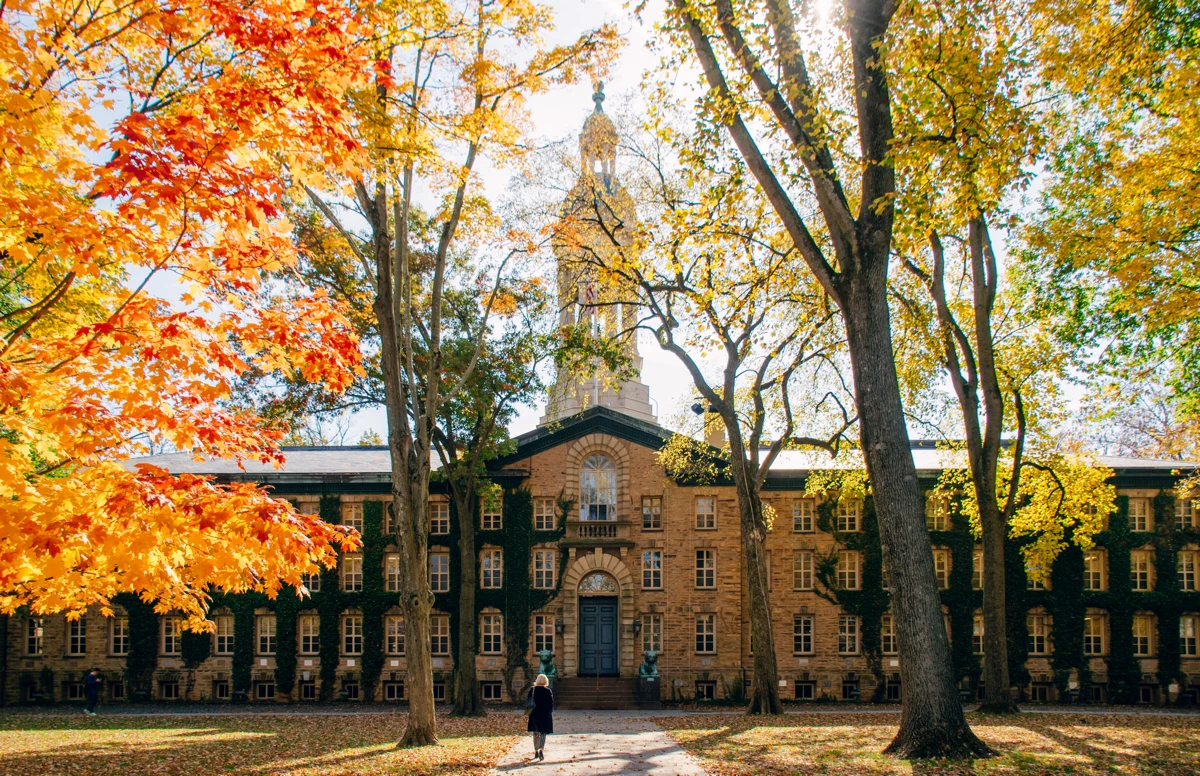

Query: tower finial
[{"left": 592, "top": 81, "right": 605, "bottom": 112}]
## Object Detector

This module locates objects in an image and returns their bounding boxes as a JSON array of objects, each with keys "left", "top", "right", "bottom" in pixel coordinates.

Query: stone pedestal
[{"left": 637, "top": 676, "right": 661, "bottom": 709}]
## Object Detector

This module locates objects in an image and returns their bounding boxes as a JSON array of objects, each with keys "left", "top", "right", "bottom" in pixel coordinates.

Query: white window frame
[
  {"left": 534, "top": 614, "right": 555, "bottom": 654},
  {"left": 430, "top": 550, "right": 450, "bottom": 593},
  {"left": 793, "top": 614, "right": 814, "bottom": 655},
  {"left": 838, "top": 614, "right": 860, "bottom": 654},
  {"left": 882, "top": 614, "right": 897, "bottom": 655},
  {"left": 837, "top": 550, "right": 861, "bottom": 590},
  {"left": 695, "top": 549, "right": 716, "bottom": 589},
  {"left": 642, "top": 496, "right": 663, "bottom": 530},
  {"left": 695, "top": 613, "right": 716, "bottom": 654},
  {"left": 1181, "top": 615, "right": 1198, "bottom": 657},
  {"left": 481, "top": 613, "right": 503, "bottom": 655},
  {"left": 67, "top": 617, "right": 87, "bottom": 656},
  {"left": 1084, "top": 550, "right": 1107, "bottom": 591},
  {"left": 110, "top": 617, "right": 129, "bottom": 656},
  {"left": 481, "top": 548, "right": 503, "bottom": 589},
  {"left": 793, "top": 550, "right": 813, "bottom": 590},
  {"left": 342, "top": 554, "right": 363, "bottom": 592},
  {"left": 1176, "top": 495, "right": 1196, "bottom": 530},
  {"left": 342, "top": 502, "right": 364, "bottom": 533},
  {"left": 429, "top": 500, "right": 450, "bottom": 535},
  {"left": 534, "top": 498, "right": 556, "bottom": 531},
  {"left": 257, "top": 615, "right": 277, "bottom": 655},
  {"left": 161, "top": 617, "right": 181, "bottom": 655},
  {"left": 533, "top": 549, "right": 556, "bottom": 589},
  {"left": 933, "top": 548, "right": 950, "bottom": 589},
  {"left": 431, "top": 614, "right": 450, "bottom": 655},
  {"left": 1129, "top": 497, "right": 1151, "bottom": 532},
  {"left": 793, "top": 499, "right": 815, "bottom": 533},
  {"left": 342, "top": 614, "right": 363, "bottom": 655},
  {"left": 836, "top": 499, "right": 861, "bottom": 532},
  {"left": 1131, "top": 550, "right": 1153, "bottom": 591},
  {"left": 1178, "top": 550, "right": 1197, "bottom": 592},
  {"left": 26, "top": 617, "right": 44, "bottom": 656},
  {"left": 695, "top": 496, "right": 716, "bottom": 530},
  {"left": 481, "top": 500, "right": 502, "bottom": 531},
  {"left": 641, "top": 613, "right": 662, "bottom": 653},
  {"left": 1083, "top": 615, "right": 1105, "bottom": 656},
  {"left": 642, "top": 550, "right": 663, "bottom": 590},
  {"left": 925, "top": 495, "right": 949, "bottom": 531},
  {"left": 299, "top": 614, "right": 320, "bottom": 655},
  {"left": 1028, "top": 614, "right": 1050, "bottom": 655},
  {"left": 972, "top": 549, "right": 984, "bottom": 590},
  {"left": 1133, "top": 614, "right": 1155, "bottom": 657},
  {"left": 214, "top": 614, "right": 234, "bottom": 655},
  {"left": 579, "top": 454, "right": 617, "bottom": 521},
  {"left": 972, "top": 614, "right": 985, "bottom": 655},
  {"left": 385, "top": 553, "right": 401, "bottom": 592}
]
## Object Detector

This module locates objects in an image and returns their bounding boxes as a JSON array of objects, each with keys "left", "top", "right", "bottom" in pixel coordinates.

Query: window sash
[
  {"left": 430, "top": 552, "right": 450, "bottom": 592},
  {"left": 836, "top": 500, "right": 860, "bottom": 532},
  {"left": 838, "top": 615, "right": 859, "bottom": 654},
  {"left": 881, "top": 615, "right": 897, "bottom": 655},
  {"left": 385, "top": 554, "right": 401, "bottom": 592},
  {"left": 342, "top": 616, "right": 363, "bottom": 655},
  {"left": 1084, "top": 616, "right": 1104, "bottom": 655},
  {"left": 161, "top": 618, "right": 181, "bottom": 655},
  {"left": 642, "top": 496, "right": 663, "bottom": 530},
  {"left": 534, "top": 498, "right": 556, "bottom": 531},
  {"left": 533, "top": 550, "right": 556, "bottom": 589},
  {"left": 67, "top": 617, "right": 87, "bottom": 655},
  {"left": 299, "top": 616, "right": 320, "bottom": 654},
  {"left": 431, "top": 616, "right": 450, "bottom": 655},
  {"left": 641, "top": 614, "right": 662, "bottom": 652},
  {"left": 792, "top": 499, "right": 814, "bottom": 532},
  {"left": 695, "top": 550, "right": 715, "bottom": 588},
  {"left": 793, "top": 551, "right": 813, "bottom": 590},
  {"left": 1178, "top": 551, "right": 1197, "bottom": 591},
  {"left": 1130, "top": 498, "right": 1150, "bottom": 531},
  {"left": 642, "top": 551, "right": 663, "bottom": 589},
  {"left": 534, "top": 615, "right": 555, "bottom": 654},
  {"left": 343, "top": 503, "right": 364, "bottom": 532},
  {"left": 695, "top": 497, "right": 716, "bottom": 529},
  {"left": 481, "top": 549, "right": 504, "bottom": 589},
  {"left": 695, "top": 615, "right": 716, "bottom": 653},
  {"left": 342, "top": 555, "right": 363, "bottom": 592},
  {"left": 837, "top": 551, "right": 860, "bottom": 590},
  {"left": 793, "top": 615, "right": 813, "bottom": 654},
  {"left": 257, "top": 616, "right": 277, "bottom": 655},
  {"left": 111, "top": 618, "right": 130, "bottom": 656},
  {"left": 481, "top": 614, "right": 503, "bottom": 654},
  {"left": 429, "top": 501, "right": 450, "bottom": 534}
]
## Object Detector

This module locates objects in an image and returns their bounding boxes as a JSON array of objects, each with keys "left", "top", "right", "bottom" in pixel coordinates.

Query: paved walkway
[{"left": 492, "top": 710, "right": 708, "bottom": 775}]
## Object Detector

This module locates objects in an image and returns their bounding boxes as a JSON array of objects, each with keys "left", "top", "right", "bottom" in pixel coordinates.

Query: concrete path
[{"left": 492, "top": 710, "right": 708, "bottom": 775}]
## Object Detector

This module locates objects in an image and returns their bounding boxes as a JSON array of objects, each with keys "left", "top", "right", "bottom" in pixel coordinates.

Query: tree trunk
[
  {"left": 976, "top": 486, "right": 1016, "bottom": 712},
  {"left": 726, "top": 428, "right": 783, "bottom": 714},
  {"left": 399, "top": 595, "right": 438, "bottom": 746},
  {"left": 843, "top": 279, "right": 992, "bottom": 758},
  {"left": 450, "top": 486, "right": 484, "bottom": 717}
]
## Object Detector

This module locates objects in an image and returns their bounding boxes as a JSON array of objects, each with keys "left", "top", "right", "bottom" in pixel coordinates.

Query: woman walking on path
[{"left": 526, "top": 673, "right": 554, "bottom": 762}]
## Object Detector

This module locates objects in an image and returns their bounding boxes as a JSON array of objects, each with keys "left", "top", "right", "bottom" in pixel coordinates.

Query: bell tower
[{"left": 539, "top": 84, "right": 656, "bottom": 426}]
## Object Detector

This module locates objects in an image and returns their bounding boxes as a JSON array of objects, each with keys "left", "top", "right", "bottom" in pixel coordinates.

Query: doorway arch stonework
[{"left": 560, "top": 549, "right": 636, "bottom": 677}]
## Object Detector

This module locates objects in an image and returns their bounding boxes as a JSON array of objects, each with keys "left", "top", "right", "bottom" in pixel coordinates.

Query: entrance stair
[{"left": 554, "top": 676, "right": 639, "bottom": 710}]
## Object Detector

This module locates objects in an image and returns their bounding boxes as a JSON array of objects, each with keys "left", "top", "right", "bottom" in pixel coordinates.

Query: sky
[{"left": 338, "top": 0, "right": 699, "bottom": 445}]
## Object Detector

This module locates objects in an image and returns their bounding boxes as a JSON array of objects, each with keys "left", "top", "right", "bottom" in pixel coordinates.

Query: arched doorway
[{"left": 577, "top": 571, "right": 619, "bottom": 677}]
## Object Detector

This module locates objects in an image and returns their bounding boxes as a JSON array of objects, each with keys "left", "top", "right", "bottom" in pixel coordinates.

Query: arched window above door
[
  {"left": 580, "top": 454, "right": 617, "bottom": 520},
  {"left": 578, "top": 572, "right": 618, "bottom": 594}
]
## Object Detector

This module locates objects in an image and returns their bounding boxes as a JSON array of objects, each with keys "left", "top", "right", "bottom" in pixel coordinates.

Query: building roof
[{"left": 122, "top": 405, "right": 1197, "bottom": 485}]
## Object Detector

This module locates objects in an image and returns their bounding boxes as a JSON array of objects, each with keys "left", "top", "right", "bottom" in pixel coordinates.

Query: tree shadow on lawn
[
  {"left": 655, "top": 712, "right": 1200, "bottom": 775},
  {"left": 0, "top": 713, "right": 524, "bottom": 776}
]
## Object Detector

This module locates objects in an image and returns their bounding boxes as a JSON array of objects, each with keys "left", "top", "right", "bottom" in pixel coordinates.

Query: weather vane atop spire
[{"left": 592, "top": 81, "right": 605, "bottom": 112}]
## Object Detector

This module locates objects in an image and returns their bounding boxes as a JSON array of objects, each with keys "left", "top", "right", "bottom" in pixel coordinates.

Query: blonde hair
[{"left": 535, "top": 674, "right": 549, "bottom": 687}]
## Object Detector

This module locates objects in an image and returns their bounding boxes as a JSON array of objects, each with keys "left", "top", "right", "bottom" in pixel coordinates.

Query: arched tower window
[{"left": 580, "top": 454, "right": 616, "bottom": 521}]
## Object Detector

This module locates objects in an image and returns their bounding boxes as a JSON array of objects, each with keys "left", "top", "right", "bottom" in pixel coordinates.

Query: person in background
[
  {"left": 84, "top": 669, "right": 102, "bottom": 716},
  {"left": 526, "top": 673, "right": 554, "bottom": 762}
]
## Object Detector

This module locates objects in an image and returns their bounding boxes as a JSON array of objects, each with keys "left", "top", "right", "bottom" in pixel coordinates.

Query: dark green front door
[{"left": 579, "top": 597, "right": 618, "bottom": 676}]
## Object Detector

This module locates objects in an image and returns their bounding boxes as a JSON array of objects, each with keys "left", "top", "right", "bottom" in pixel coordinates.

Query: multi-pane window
[
  {"left": 342, "top": 554, "right": 363, "bottom": 592},
  {"left": 342, "top": 503, "right": 364, "bottom": 533},
  {"left": 580, "top": 454, "right": 617, "bottom": 520},
  {"left": 481, "top": 500, "right": 502, "bottom": 531},
  {"left": 481, "top": 549, "right": 503, "bottom": 589},
  {"left": 67, "top": 617, "right": 87, "bottom": 656},
  {"left": 386, "top": 615, "right": 405, "bottom": 655},
  {"left": 642, "top": 614, "right": 662, "bottom": 653},
  {"left": 1026, "top": 562, "right": 1049, "bottom": 590},
  {"left": 880, "top": 557, "right": 889, "bottom": 590},
  {"left": 793, "top": 615, "right": 814, "bottom": 654},
  {"left": 642, "top": 496, "right": 663, "bottom": 530},
  {"left": 1084, "top": 615, "right": 1105, "bottom": 655},
  {"left": 161, "top": 617, "right": 181, "bottom": 655},
  {"left": 431, "top": 615, "right": 450, "bottom": 655},
  {"left": 25, "top": 618, "right": 43, "bottom": 655},
  {"left": 299, "top": 615, "right": 320, "bottom": 654},
  {"left": 972, "top": 549, "right": 984, "bottom": 590},
  {"left": 214, "top": 618, "right": 235, "bottom": 657},
  {"left": 257, "top": 615, "right": 277, "bottom": 655},
  {"left": 303, "top": 571, "right": 321, "bottom": 593},
  {"left": 481, "top": 613, "right": 503, "bottom": 654},
  {"left": 430, "top": 550, "right": 450, "bottom": 593},
  {"left": 695, "top": 496, "right": 716, "bottom": 529},
  {"left": 534, "top": 614, "right": 555, "bottom": 654},
  {"left": 881, "top": 614, "right": 897, "bottom": 655},
  {"left": 342, "top": 615, "right": 362, "bottom": 655},
  {"left": 385, "top": 553, "right": 401, "bottom": 592},
  {"left": 932, "top": 548, "right": 950, "bottom": 589},
  {"left": 110, "top": 617, "right": 130, "bottom": 656},
  {"left": 642, "top": 550, "right": 663, "bottom": 589},
  {"left": 1131, "top": 550, "right": 1154, "bottom": 591},
  {"left": 533, "top": 549, "right": 556, "bottom": 589},
  {"left": 1084, "top": 551, "right": 1107, "bottom": 591},
  {"left": 1129, "top": 497, "right": 1151, "bottom": 531},
  {"left": 793, "top": 499, "right": 815, "bottom": 532},
  {"left": 695, "top": 614, "right": 716, "bottom": 653},
  {"left": 1028, "top": 614, "right": 1050, "bottom": 655},
  {"left": 838, "top": 614, "right": 860, "bottom": 654},
  {"left": 837, "top": 550, "right": 861, "bottom": 590},
  {"left": 836, "top": 499, "right": 861, "bottom": 532},
  {"left": 1178, "top": 550, "right": 1197, "bottom": 591},
  {"left": 1177, "top": 495, "right": 1196, "bottom": 530},
  {"left": 695, "top": 549, "right": 716, "bottom": 589},
  {"left": 793, "top": 551, "right": 814, "bottom": 590},
  {"left": 973, "top": 614, "right": 985, "bottom": 655},
  {"left": 925, "top": 495, "right": 950, "bottom": 531},
  {"left": 429, "top": 501, "right": 450, "bottom": 535},
  {"left": 534, "top": 498, "right": 556, "bottom": 531},
  {"left": 1133, "top": 614, "right": 1155, "bottom": 657},
  {"left": 1181, "top": 615, "right": 1198, "bottom": 657}
]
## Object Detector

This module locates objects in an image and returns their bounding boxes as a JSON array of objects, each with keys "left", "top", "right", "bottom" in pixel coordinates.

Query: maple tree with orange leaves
[{"left": 0, "top": 0, "right": 371, "bottom": 627}]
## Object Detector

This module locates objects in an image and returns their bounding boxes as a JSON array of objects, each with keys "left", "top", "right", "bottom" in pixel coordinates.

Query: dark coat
[
  {"left": 84, "top": 673, "right": 101, "bottom": 694},
  {"left": 526, "top": 685, "right": 554, "bottom": 734}
]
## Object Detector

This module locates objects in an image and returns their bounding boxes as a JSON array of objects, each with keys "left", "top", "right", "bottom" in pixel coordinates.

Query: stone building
[{"left": 3, "top": 90, "right": 1199, "bottom": 708}]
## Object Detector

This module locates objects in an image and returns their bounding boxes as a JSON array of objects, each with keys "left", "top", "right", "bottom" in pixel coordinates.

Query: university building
[{"left": 3, "top": 91, "right": 1199, "bottom": 708}]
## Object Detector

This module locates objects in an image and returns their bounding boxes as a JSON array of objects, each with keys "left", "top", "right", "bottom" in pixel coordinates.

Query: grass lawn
[
  {"left": 657, "top": 712, "right": 1200, "bottom": 776},
  {"left": 0, "top": 713, "right": 524, "bottom": 775}
]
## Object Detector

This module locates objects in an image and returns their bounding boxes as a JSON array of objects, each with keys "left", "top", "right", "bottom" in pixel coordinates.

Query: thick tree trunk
[
  {"left": 726, "top": 431, "right": 783, "bottom": 714},
  {"left": 399, "top": 596, "right": 438, "bottom": 745},
  {"left": 450, "top": 487, "right": 484, "bottom": 717},
  {"left": 843, "top": 280, "right": 992, "bottom": 758},
  {"left": 976, "top": 487, "right": 1016, "bottom": 713}
]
